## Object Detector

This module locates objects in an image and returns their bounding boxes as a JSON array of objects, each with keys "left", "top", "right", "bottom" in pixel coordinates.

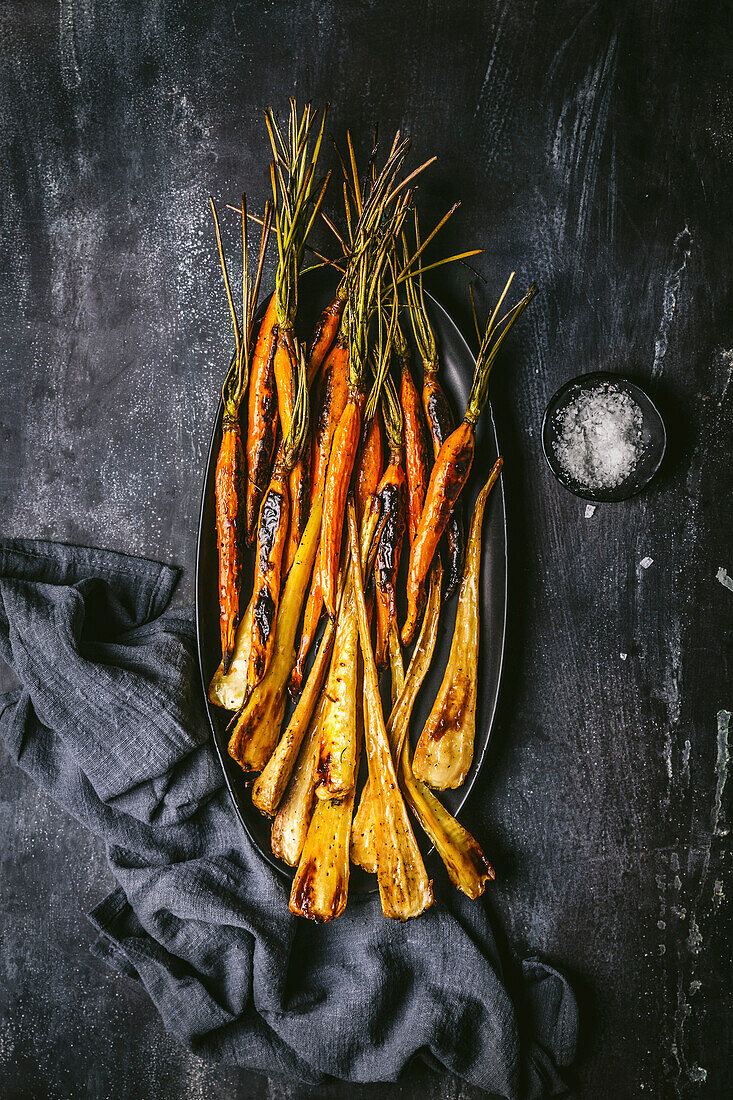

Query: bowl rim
[{"left": 541, "top": 370, "right": 667, "bottom": 502}]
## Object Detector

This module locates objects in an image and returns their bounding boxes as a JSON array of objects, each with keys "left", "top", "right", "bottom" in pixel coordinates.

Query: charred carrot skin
[
  {"left": 306, "top": 293, "right": 347, "bottom": 385},
  {"left": 355, "top": 414, "right": 384, "bottom": 526},
  {"left": 373, "top": 453, "right": 407, "bottom": 668},
  {"left": 399, "top": 357, "right": 429, "bottom": 545},
  {"left": 246, "top": 305, "right": 279, "bottom": 545},
  {"left": 422, "top": 373, "right": 465, "bottom": 596},
  {"left": 247, "top": 456, "right": 290, "bottom": 691},
  {"left": 320, "top": 392, "right": 364, "bottom": 619},
  {"left": 215, "top": 415, "right": 244, "bottom": 672},
  {"left": 402, "top": 420, "right": 475, "bottom": 645}
]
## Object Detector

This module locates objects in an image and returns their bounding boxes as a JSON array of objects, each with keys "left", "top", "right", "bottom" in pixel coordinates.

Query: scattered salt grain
[
  {"left": 640, "top": 557, "right": 654, "bottom": 569},
  {"left": 620, "top": 652, "right": 628, "bottom": 661},
  {"left": 584, "top": 504, "right": 596, "bottom": 518},
  {"left": 717, "top": 566, "right": 733, "bottom": 592},
  {"left": 553, "top": 382, "right": 644, "bottom": 491}
]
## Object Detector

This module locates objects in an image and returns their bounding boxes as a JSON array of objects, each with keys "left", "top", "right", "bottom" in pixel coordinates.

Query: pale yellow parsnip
[{"left": 412, "top": 459, "right": 502, "bottom": 789}]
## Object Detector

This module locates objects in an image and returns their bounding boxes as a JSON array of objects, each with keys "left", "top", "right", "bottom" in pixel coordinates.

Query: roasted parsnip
[
  {"left": 252, "top": 620, "right": 335, "bottom": 817},
  {"left": 351, "top": 560, "right": 442, "bottom": 872},
  {"left": 413, "top": 458, "right": 503, "bottom": 788},
  {"left": 316, "top": 504, "right": 379, "bottom": 798},
  {"left": 270, "top": 699, "right": 324, "bottom": 866},
  {"left": 347, "top": 500, "right": 433, "bottom": 920},
  {"left": 389, "top": 631, "right": 494, "bottom": 899}
]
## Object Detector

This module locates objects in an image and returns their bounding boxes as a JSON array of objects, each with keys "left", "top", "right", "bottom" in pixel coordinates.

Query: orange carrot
[
  {"left": 320, "top": 392, "right": 364, "bottom": 618},
  {"left": 306, "top": 292, "right": 347, "bottom": 386},
  {"left": 289, "top": 334, "right": 350, "bottom": 694},
  {"left": 396, "top": 326, "right": 429, "bottom": 544},
  {"left": 355, "top": 412, "right": 384, "bottom": 526},
  {"left": 402, "top": 276, "right": 535, "bottom": 644},
  {"left": 210, "top": 195, "right": 272, "bottom": 670},
  {"left": 247, "top": 341, "right": 309, "bottom": 691},
  {"left": 372, "top": 378, "right": 406, "bottom": 668},
  {"left": 245, "top": 299, "right": 279, "bottom": 545}
]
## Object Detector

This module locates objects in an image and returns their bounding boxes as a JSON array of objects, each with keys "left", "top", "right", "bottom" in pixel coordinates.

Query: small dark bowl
[{"left": 541, "top": 372, "right": 667, "bottom": 502}]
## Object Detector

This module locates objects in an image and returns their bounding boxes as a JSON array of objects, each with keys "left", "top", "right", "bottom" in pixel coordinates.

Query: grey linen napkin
[{"left": 0, "top": 538, "right": 577, "bottom": 1097}]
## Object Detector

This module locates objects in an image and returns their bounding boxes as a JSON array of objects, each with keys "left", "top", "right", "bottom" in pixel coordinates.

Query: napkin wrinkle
[{"left": 0, "top": 537, "right": 577, "bottom": 1097}]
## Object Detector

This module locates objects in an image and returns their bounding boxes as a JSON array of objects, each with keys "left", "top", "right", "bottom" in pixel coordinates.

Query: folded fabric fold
[{"left": 0, "top": 537, "right": 577, "bottom": 1097}]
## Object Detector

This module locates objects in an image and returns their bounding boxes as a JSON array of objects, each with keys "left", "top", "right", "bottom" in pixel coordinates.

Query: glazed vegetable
[
  {"left": 228, "top": 486, "right": 323, "bottom": 773},
  {"left": 355, "top": 411, "right": 384, "bottom": 526},
  {"left": 316, "top": 503, "right": 378, "bottom": 798},
  {"left": 306, "top": 291, "right": 347, "bottom": 385},
  {"left": 265, "top": 103, "right": 329, "bottom": 575},
  {"left": 245, "top": 302, "right": 278, "bottom": 545},
  {"left": 406, "top": 240, "right": 465, "bottom": 595},
  {"left": 318, "top": 133, "right": 417, "bottom": 619},
  {"left": 208, "top": 598, "right": 253, "bottom": 710},
  {"left": 210, "top": 195, "right": 272, "bottom": 672},
  {"left": 290, "top": 510, "right": 374, "bottom": 923},
  {"left": 351, "top": 561, "right": 442, "bottom": 872},
  {"left": 412, "top": 458, "right": 502, "bottom": 788},
  {"left": 395, "top": 321, "right": 429, "bottom": 544},
  {"left": 402, "top": 276, "right": 535, "bottom": 644},
  {"left": 390, "top": 629, "right": 494, "bottom": 898},
  {"left": 347, "top": 500, "right": 433, "bottom": 921},
  {"left": 289, "top": 780, "right": 358, "bottom": 921},
  {"left": 289, "top": 333, "right": 350, "bottom": 694},
  {"left": 372, "top": 377, "right": 407, "bottom": 669},
  {"left": 252, "top": 618, "right": 335, "bottom": 816},
  {"left": 271, "top": 698, "right": 323, "bottom": 865},
  {"left": 247, "top": 343, "right": 309, "bottom": 692}
]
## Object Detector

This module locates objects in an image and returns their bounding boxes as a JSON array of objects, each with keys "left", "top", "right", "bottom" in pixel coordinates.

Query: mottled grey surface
[{"left": 0, "top": 1, "right": 731, "bottom": 1098}]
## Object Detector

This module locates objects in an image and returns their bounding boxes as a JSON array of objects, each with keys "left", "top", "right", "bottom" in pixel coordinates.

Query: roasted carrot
[
  {"left": 247, "top": 342, "right": 309, "bottom": 692},
  {"left": 347, "top": 500, "right": 433, "bottom": 920},
  {"left": 402, "top": 276, "right": 535, "bottom": 644},
  {"left": 406, "top": 257, "right": 465, "bottom": 595},
  {"left": 372, "top": 378, "right": 407, "bottom": 668},
  {"left": 245, "top": 300, "right": 279, "bottom": 545},
  {"left": 317, "top": 132, "right": 419, "bottom": 620},
  {"left": 210, "top": 195, "right": 272, "bottom": 672},
  {"left": 355, "top": 410, "right": 384, "bottom": 526},
  {"left": 287, "top": 333, "right": 351, "bottom": 695},
  {"left": 319, "top": 392, "right": 364, "bottom": 617},
  {"left": 413, "top": 458, "right": 502, "bottom": 789},
  {"left": 265, "top": 103, "right": 329, "bottom": 575},
  {"left": 395, "top": 322, "right": 429, "bottom": 544},
  {"left": 228, "top": 483, "right": 323, "bottom": 773},
  {"left": 306, "top": 291, "right": 347, "bottom": 385}
]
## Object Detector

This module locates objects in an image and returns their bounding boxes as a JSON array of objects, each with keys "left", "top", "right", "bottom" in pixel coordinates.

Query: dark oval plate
[{"left": 195, "top": 268, "right": 508, "bottom": 887}]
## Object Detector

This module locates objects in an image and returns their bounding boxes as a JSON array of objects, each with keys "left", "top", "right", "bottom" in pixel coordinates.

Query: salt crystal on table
[
  {"left": 585, "top": 504, "right": 596, "bottom": 518},
  {"left": 620, "top": 652, "right": 628, "bottom": 660},
  {"left": 552, "top": 382, "right": 645, "bottom": 492},
  {"left": 640, "top": 557, "right": 654, "bottom": 569}
]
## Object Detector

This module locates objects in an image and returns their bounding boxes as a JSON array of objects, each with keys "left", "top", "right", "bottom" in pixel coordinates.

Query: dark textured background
[{"left": 1, "top": 1, "right": 731, "bottom": 1097}]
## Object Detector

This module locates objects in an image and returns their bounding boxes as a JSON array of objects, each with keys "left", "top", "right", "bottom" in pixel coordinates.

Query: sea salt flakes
[{"left": 553, "top": 382, "right": 645, "bottom": 491}]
